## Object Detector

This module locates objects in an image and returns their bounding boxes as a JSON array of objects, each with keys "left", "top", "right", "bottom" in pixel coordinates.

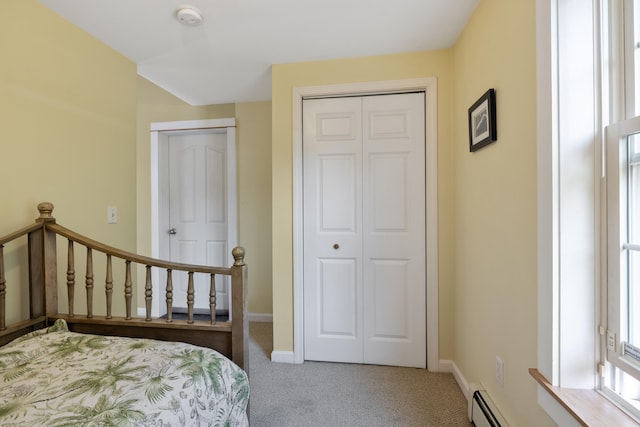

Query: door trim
[
  {"left": 147, "top": 118, "right": 237, "bottom": 318},
  {"left": 292, "top": 78, "right": 439, "bottom": 370}
]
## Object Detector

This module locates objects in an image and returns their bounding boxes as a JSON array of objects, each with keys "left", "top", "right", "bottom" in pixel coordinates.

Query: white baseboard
[
  {"left": 271, "top": 350, "right": 296, "bottom": 364},
  {"left": 248, "top": 313, "right": 272, "bottom": 322},
  {"left": 443, "top": 359, "right": 473, "bottom": 422},
  {"left": 440, "top": 359, "right": 471, "bottom": 401},
  {"left": 438, "top": 359, "right": 454, "bottom": 373}
]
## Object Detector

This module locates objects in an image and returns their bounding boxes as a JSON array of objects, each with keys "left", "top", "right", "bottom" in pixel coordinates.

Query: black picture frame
[{"left": 468, "top": 89, "right": 497, "bottom": 152}]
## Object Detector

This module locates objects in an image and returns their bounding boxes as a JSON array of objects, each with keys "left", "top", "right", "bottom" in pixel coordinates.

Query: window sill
[{"left": 529, "top": 368, "right": 639, "bottom": 427}]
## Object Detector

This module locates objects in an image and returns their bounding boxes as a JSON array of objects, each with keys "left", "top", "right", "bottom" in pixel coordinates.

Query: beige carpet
[{"left": 248, "top": 322, "right": 472, "bottom": 426}]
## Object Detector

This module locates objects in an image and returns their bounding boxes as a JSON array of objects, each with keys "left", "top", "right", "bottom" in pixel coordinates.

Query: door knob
[
  {"left": 333, "top": 243, "right": 340, "bottom": 250},
  {"left": 168, "top": 228, "right": 177, "bottom": 235}
]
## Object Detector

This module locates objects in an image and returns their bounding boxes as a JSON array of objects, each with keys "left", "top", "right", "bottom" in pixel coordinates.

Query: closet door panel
[
  {"left": 303, "top": 97, "right": 364, "bottom": 363},
  {"left": 363, "top": 93, "right": 426, "bottom": 368}
]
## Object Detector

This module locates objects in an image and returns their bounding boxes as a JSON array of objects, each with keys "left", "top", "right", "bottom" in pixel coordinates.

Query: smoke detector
[{"left": 176, "top": 6, "right": 203, "bottom": 26}]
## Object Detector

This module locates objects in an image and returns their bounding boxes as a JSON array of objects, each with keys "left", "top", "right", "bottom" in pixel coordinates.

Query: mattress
[{"left": 0, "top": 319, "right": 249, "bottom": 426}]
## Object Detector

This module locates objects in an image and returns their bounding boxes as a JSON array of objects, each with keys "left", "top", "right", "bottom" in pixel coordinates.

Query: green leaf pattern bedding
[{"left": 0, "top": 320, "right": 249, "bottom": 426}]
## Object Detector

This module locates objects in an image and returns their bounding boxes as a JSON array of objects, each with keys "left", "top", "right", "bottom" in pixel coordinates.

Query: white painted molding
[
  {"left": 150, "top": 118, "right": 235, "bottom": 131},
  {"left": 442, "top": 360, "right": 474, "bottom": 422},
  {"left": 450, "top": 361, "right": 471, "bottom": 401},
  {"left": 291, "top": 78, "right": 439, "bottom": 370},
  {"left": 537, "top": 387, "right": 583, "bottom": 427},
  {"left": 536, "top": 0, "right": 600, "bottom": 424},
  {"left": 438, "top": 359, "right": 454, "bottom": 373},
  {"left": 271, "top": 351, "right": 297, "bottom": 364}
]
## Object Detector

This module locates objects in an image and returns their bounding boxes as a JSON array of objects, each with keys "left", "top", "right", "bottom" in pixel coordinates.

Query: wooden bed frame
[{"left": 0, "top": 202, "right": 249, "bottom": 373}]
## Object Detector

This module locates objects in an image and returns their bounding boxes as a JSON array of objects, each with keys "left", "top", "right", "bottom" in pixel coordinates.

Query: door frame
[
  {"left": 147, "top": 118, "right": 237, "bottom": 318},
  {"left": 291, "top": 78, "right": 439, "bottom": 370}
]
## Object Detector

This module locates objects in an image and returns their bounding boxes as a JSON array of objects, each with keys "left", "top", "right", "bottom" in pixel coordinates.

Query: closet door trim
[{"left": 291, "top": 78, "right": 439, "bottom": 371}]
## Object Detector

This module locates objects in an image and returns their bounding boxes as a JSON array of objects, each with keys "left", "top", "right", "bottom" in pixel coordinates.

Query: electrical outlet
[
  {"left": 496, "top": 356, "right": 504, "bottom": 386},
  {"left": 107, "top": 206, "right": 117, "bottom": 224}
]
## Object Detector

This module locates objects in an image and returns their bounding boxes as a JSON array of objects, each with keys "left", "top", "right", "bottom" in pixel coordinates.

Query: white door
[
  {"left": 303, "top": 93, "right": 426, "bottom": 368},
  {"left": 168, "top": 131, "right": 230, "bottom": 312}
]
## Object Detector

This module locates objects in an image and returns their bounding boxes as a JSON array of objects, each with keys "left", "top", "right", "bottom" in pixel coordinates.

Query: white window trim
[{"left": 536, "top": 0, "right": 601, "bottom": 423}]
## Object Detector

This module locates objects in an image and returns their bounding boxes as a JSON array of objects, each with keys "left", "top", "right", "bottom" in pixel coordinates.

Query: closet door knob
[
  {"left": 333, "top": 243, "right": 340, "bottom": 250},
  {"left": 168, "top": 228, "right": 177, "bottom": 235}
]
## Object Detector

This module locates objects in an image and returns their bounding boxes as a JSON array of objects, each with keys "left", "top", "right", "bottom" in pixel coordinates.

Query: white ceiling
[{"left": 38, "top": 0, "right": 479, "bottom": 106}]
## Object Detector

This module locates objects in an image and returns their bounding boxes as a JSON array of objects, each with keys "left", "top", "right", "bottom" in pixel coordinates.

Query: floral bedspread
[{"left": 0, "top": 320, "right": 249, "bottom": 426}]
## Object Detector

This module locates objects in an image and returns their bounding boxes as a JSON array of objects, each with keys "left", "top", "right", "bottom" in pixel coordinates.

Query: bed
[{"left": 0, "top": 202, "right": 249, "bottom": 426}]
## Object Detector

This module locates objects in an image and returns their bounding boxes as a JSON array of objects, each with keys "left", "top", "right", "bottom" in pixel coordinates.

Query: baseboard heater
[{"left": 469, "top": 384, "right": 509, "bottom": 427}]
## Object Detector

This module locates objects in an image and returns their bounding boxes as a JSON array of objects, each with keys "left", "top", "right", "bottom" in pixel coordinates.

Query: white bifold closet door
[{"left": 303, "top": 93, "right": 426, "bottom": 368}]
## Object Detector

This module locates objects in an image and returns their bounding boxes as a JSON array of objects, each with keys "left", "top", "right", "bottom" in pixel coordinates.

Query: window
[
  {"left": 537, "top": 0, "right": 640, "bottom": 423},
  {"left": 634, "top": 0, "right": 640, "bottom": 115},
  {"left": 603, "top": 0, "right": 640, "bottom": 419},
  {"left": 605, "top": 116, "right": 640, "bottom": 417}
]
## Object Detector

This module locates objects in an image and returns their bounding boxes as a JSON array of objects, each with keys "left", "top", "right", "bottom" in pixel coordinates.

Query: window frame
[
  {"left": 606, "top": 116, "right": 639, "bottom": 368},
  {"left": 600, "top": 0, "right": 640, "bottom": 420},
  {"left": 603, "top": 115, "right": 640, "bottom": 417},
  {"left": 536, "top": 0, "right": 599, "bottom": 390},
  {"left": 536, "top": 0, "right": 604, "bottom": 423}
]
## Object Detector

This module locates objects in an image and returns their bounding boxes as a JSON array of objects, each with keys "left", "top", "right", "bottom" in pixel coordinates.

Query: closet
[{"left": 302, "top": 93, "right": 426, "bottom": 368}]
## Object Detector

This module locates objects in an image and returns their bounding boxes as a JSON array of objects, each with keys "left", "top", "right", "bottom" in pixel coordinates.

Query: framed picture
[{"left": 468, "top": 89, "right": 497, "bottom": 152}]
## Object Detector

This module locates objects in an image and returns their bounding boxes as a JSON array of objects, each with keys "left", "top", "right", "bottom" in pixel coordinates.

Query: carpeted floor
[{"left": 248, "top": 322, "right": 472, "bottom": 426}]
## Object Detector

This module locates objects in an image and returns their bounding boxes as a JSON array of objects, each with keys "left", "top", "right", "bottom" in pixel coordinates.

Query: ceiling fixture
[{"left": 175, "top": 6, "right": 203, "bottom": 26}]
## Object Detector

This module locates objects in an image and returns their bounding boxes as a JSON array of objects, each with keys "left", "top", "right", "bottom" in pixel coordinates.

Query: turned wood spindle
[
  {"left": 124, "top": 261, "right": 132, "bottom": 320},
  {"left": 209, "top": 274, "right": 216, "bottom": 325},
  {"left": 0, "top": 245, "right": 5, "bottom": 331},
  {"left": 85, "top": 248, "right": 93, "bottom": 318},
  {"left": 145, "top": 265, "right": 152, "bottom": 321},
  {"left": 105, "top": 255, "right": 113, "bottom": 319},
  {"left": 187, "top": 272, "right": 194, "bottom": 324},
  {"left": 67, "top": 240, "right": 75, "bottom": 317},
  {"left": 165, "top": 269, "right": 173, "bottom": 323}
]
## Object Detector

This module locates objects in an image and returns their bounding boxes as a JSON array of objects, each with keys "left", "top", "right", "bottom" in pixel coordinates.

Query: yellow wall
[
  {"left": 271, "top": 51, "right": 456, "bottom": 358},
  {"left": 0, "top": 1, "right": 137, "bottom": 319},
  {"left": 452, "top": 1, "right": 554, "bottom": 425},
  {"left": 135, "top": 78, "right": 272, "bottom": 314},
  {"left": 236, "top": 102, "right": 273, "bottom": 315}
]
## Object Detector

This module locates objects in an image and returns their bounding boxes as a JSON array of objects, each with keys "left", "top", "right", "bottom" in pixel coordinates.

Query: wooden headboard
[{"left": 0, "top": 202, "right": 249, "bottom": 372}]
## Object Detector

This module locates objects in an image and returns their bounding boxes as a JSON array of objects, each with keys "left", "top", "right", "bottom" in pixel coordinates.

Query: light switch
[{"left": 107, "top": 206, "right": 117, "bottom": 224}]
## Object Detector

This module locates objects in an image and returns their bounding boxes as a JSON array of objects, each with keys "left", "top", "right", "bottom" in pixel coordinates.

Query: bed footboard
[{"left": 0, "top": 203, "right": 249, "bottom": 372}]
